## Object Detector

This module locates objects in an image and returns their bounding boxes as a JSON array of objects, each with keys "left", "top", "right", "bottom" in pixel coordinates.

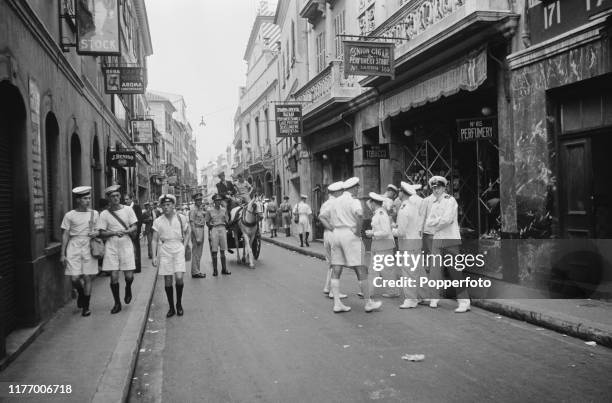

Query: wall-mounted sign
[
  {"left": 275, "top": 104, "right": 303, "bottom": 137},
  {"left": 363, "top": 144, "right": 390, "bottom": 159},
  {"left": 344, "top": 41, "right": 395, "bottom": 79},
  {"left": 131, "top": 119, "right": 154, "bottom": 144},
  {"left": 103, "top": 67, "right": 145, "bottom": 94},
  {"left": 527, "top": 0, "right": 612, "bottom": 45},
  {"left": 456, "top": 117, "right": 497, "bottom": 143},
  {"left": 76, "top": 0, "right": 121, "bottom": 55},
  {"left": 109, "top": 150, "right": 136, "bottom": 168}
]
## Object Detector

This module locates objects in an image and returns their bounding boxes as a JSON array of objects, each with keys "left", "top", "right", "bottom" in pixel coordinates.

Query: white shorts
[
  {"left": 158, "top": 241, "right": 186, "bottom": 276},
  {"left": 297, "top": 215, "right": 311, "bottom": 234},
  {"left": 65, "top": 237, "right": 99, "bottom": 276},
  {"left": 323, "top": 230, "right": 334, "bottom": 263},
  {"left": 102, "top": 236, "right": 135, "bottom": 271},
  {"left": 331, "top": 228, "right": 364, "bottom": 267}
]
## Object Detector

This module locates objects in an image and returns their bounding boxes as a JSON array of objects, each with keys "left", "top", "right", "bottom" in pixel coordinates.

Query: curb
[
  {"left": 263, "top": 237, "right": 612, "bottom": 348},
  {"left": 0, "top": 322, "right": 46, "bottom": 372},
  {"left": 92, "top": 268, "right": 158, "bottom": 403}
]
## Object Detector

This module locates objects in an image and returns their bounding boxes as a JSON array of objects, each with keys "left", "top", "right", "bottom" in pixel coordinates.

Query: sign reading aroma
[
  {"left": 363, "top": 144, "right": 390, "bottom": 159},
  {"left": 456, "top": 117, "right": 497, "bottom": 142},
  {"left": 103, "top": 67, "right": 146, "bottom": 94},
  {"left": 76, "top": 0, "right": 120, "bottom": 55},
  {"left": 275, "top": 104, "right": 303, "bottom": 137},
  {"left": 343, "top": 41, "right": 395, "bottom": 79},
  {"left": 109, "top": 150, "right": 136, "bottom": 168}
]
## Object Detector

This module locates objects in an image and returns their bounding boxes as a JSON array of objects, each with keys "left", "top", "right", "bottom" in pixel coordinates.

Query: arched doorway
[
  {"left": 92, "top": 133, "right": 102, "bottom": 209},
  {"left": 265, "top": 172, "right": 273, "bottom": 199},
  {"left": 70, "top": 133, "right": 82, "bottom": 191},
  {"left": 45, "top": 113, "right": 60, "bottom": 243},
  {"left": 0, "top": 80, "right": 29, "bottom": 351}
]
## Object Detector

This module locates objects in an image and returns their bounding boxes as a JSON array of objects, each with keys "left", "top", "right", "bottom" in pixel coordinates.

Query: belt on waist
[
  {"left": 160, "top": 239, "right": 182, "bottom": 243},
  {"left": 212, "top": 224, "right": 226, "bottom": 228}
]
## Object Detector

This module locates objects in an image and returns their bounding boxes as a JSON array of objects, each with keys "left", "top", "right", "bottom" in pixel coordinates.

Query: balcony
[
  {"left": 291, "top": 60, "right": 364, "bottom": 118},
  {"left": 369, "top": 0, "right": 518, "bottom": 68}
]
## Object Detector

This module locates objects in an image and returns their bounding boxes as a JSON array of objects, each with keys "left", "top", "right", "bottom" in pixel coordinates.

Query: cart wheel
[{"left": 252, "top": 234, "right": 261, "bottom": 260}]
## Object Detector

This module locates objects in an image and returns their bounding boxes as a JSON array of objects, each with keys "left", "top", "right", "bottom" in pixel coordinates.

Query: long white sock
[
  {"left": 324, "top": 268, "right": 332, "bottom": 292},
  {"left": 330, "top": 279, "right": 341, "bottom": 306}
]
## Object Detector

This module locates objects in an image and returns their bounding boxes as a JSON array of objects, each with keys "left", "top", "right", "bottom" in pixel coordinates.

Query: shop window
[{"left": 560, "top": 93, "right": 611, "bottom": 133}]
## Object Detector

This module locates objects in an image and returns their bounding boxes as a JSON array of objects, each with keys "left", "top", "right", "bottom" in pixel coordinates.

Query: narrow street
[{"left": 129, "top": 243, "right": 612, "bottom": 402}]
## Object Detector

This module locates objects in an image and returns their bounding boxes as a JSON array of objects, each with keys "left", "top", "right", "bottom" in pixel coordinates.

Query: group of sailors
[{"left": 317, "top": 175, "right": 471, "bottom": 314}]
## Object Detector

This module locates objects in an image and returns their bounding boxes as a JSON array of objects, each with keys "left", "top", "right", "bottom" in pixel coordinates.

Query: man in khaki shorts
[
  {"left": 152, "top": 194, "right": 190, "bottom": 317},
  {"left": 206, "top": 194, "right": 231, "bottom": 276},
  {"left": 60, "top": 186, "right": 99, "bottom": 317},
  {"left": 329, "top": 177, "right": 382, "bottom": 313}
]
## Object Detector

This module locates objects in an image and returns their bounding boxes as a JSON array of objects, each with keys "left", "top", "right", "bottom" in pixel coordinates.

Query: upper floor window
[
  {"left": 291, "top": 21, "right": 296, "bottom": 66},
  {"left": 316, "top": 31, "right": 326, "bottom": 72},
  {"left": 334, "top": 11, "right": 346, "bottom": 59}
]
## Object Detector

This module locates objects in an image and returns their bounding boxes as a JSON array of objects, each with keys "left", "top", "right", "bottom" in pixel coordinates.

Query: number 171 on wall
[{"left": 544, "top": 1, "right": 561, "bottom": 30}]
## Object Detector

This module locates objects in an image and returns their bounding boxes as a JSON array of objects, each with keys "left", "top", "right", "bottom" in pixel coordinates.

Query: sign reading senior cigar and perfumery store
[
  {"left": 275, "top": 104, "right": 303, "bottom": 137},
  {"left": 456, "top": 117, "right": 497, "bottom": 143},
  {"left": 343, "top": 41, "right": 395, "bottom": 79}
]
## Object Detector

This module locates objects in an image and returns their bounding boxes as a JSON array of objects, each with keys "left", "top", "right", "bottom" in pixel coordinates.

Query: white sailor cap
[
  {"left": 428, "top": 176, "right": 448, "bottom": 187},
  {"left": 104, "top": 185, "right": 121, "bottom": 195},
  {"left": 300, "top": 194, "right": 307, "bottom": 199},
  {"left": 72, "top": 186, "right": 91, "bottom": 197},
  {"left": 400, "top": 181, "right": 422, "bottom": 195},
  {"left": 386, "top": 184, "right": 398, "bottom": 193},
  {"left": 368, "top": 192, "right": 386, "bottom": 203},
  {"left": 159, "top": 194, "right": 176, "bottom": 204},
  {"left": 328, "top": 181, "right": 344, "bottom": 192},
  {"left": 343, "top": 177, "right": 360, "bottom": 189}
]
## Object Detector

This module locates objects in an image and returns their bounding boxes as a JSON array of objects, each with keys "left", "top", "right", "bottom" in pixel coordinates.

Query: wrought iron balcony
[{"left": 291, "top": 60, "right": 364, "bottom": 118}]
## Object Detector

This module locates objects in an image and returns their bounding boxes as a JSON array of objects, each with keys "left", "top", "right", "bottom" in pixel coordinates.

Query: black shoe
[
  {"left": 222, "top": 270, "right": 231, "bottom": 275},
  {"left": 305, "top": 240, "right": 310, "bottom": 247},
  {"left": 192, "top": 273, "right": 206, "bottom": 278},
  {"left": 124, "top": 288, "right": 132, "bottom": 304},
  {"left": 213, "top": 270, "right": 218, "bottom": 277},
  {"left": 77, "top": 294, "right": 84, "bottom": 309},
  {"left": 82, "top": 296, "right": 91, "bottom": 317},
  {"left": 82, "top": 307, "right": 91, "bottom": 317},
  {"left": 167, "top": 307, "right": 176, "bottom": 318},
  {"left": 176, "top": 305, "right": 184, "bottom": 316},
  {"left": 110, "top": 303, "right": 122, "bottom": 314}
]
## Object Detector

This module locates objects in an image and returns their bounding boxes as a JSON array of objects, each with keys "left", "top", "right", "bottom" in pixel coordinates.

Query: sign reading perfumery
[
  {"left": 456, "top": 117, "right": 497, "bottom": 143},
  {"left": 109, "top": 150, "right": 136, "bottom": 168},
  {"left": 130, "top": 119, "right": 154, "bottom": 144},
  {"left": 103, "top": 67, "right": 146, "bottom": 94},
  {"left": 343, "top": 41, "right": 395, "bottom": 79},
  {"left": 275, "top": 104, "right": 303, "bottom": 137},
  {"left": 363, "top": 144, "right": 390, "bottom": 159},
  {"left": 76, "top": 0, "right": 121, "bottom": 55}
]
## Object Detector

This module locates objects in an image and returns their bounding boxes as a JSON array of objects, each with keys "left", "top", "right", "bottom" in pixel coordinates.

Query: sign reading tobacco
[
  {"left": 363, "top": 144, "right": 390, "bottom": 159},
  {"left": 109, "top": 150, "right": 136, "bottom": 168},
  {"left": 275, "top": 104, "right": 303, "bottom": 137},
  {"left": 343, "top": 41, "right": 395, "bottom": 79},
  {"left": 456, "top": 117, "right": 497, "bottom": 143},
  {"left": 103, "top": 67, "right": 146, "bottom": 94}
]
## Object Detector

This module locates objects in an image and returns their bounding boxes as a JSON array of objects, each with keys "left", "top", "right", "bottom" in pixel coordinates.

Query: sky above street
[{"left": 146, "top": 0, "right": 262, "bottom": 171}]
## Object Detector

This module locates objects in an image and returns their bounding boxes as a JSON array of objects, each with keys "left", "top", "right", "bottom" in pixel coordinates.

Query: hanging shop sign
[
  {"left": 275, "top": 104, "right": 303, "bottom": 137},
  {"left": 103, "top": 67, "right": 145, "bottom": 94},
  {"left": 76, "top": 0, "right": 121, "bottom": 55},
  {"left": 109, "top": 150, "right": 136, "bottom": 168},
  {"left": 456, "top": 117, "right": 498, "bottom": 143},
  {"left": 527, "top": 0, "right": 612, "bottom": 45},
  {"left": 363, "top": 144, "right": 390, "bottom": 159},
  {"left": 130, "top": 119, "right": 154, "bottom": 144},
  {"left": 343, "top": 41, "right": 395, "bottom": 79}
]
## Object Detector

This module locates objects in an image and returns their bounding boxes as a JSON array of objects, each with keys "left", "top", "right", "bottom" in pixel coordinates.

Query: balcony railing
[{"left": 292, "top": 60, "right": 364, "bottom": 117}]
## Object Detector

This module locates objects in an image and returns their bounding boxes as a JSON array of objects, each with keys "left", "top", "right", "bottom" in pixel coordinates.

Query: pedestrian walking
[
  {"left": 60, "top": 186, "right": 99, "bottom": 316},
  {"left": 267, "top": 196, "right": 278, "bottom": 237},
  {"left": 293, "top": 195, "right": 312, "bottom": 247},
  {"left": 394, "top": 182, "right": 425, "bottom": 309},
  {"left": 262, "top": 198, "right": 270, "bottom": 234},
  {"left": 206, "top": 194, "right": 231, "bottom": 276},
  {"left": 329, "top": 177, "right": 382, "bottom": 313},
  {"left": 151, "top": 194, "right": 190, "bottom": 317},
  {"left": 142, "top": 202, "right": 155, "bottom": 259},
  {"left": 280, "top": 196, "right": 292, "bottom": 237},
  {"left": 96, "top": 198, "right": 110, "bottom": 275},
  {"left": 124, "top": 194, "right": 142, "bottom": 273},
  {"left": 97, "top": 185, "right": 138, "bottom": 314},
  {"left": 189, "top": 193, "right": 207, "bottom": 278},
  {"left": 424, "top": 176, "right": 470, "bottom": 313},
  {"left": 365, "top": 192, "right": 398, "bottom": 299},
  {"left": 317, "top": 181, "right": 347, "bottom": 300}
]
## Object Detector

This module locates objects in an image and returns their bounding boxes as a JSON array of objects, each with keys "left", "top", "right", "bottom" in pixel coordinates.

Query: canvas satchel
[{"left": 89, "top": 210, "right": 105, "bottom": 258}]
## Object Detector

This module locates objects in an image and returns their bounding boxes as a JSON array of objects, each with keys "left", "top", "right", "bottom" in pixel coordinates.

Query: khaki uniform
[
  {"left": 206, "top": 206, "right": 228, "bottom": 252},
  {"left": 189, "top": 206, "right": 208, "bottom": 275},
  {"left": 280, "top": 201, "right": 292, "bottom": 229}
]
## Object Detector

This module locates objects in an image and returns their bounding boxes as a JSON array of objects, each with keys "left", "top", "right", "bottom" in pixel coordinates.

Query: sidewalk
[
  {"left": 0, "top": 243, "right": 157, "bottom": 402},
  {"left": 263, "top": 235, "right": 612, "bottom": 348}
]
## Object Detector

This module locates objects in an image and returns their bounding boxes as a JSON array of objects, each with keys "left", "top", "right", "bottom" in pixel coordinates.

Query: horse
[{"left": 229, "top": 195, "right": 264, "bottom": 268}]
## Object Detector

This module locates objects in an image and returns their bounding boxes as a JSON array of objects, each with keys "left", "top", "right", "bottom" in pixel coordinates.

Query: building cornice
[{"left": 244, "top": 15, "right": 276, "bottom": 61}]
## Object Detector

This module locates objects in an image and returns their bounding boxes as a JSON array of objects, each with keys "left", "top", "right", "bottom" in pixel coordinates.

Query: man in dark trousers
[
  {"left": 141, "top": 202, "right": 156, "bottom": 259},
  {"left": 125, "top": 194, "right": 143, "bottom": 273}
]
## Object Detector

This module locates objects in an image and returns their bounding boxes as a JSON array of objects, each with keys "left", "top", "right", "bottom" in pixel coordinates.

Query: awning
[{"left": 379, "top": 47, "right": 487, "bottom": 120}]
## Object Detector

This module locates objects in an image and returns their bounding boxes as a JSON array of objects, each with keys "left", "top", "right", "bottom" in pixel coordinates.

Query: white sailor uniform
[
  {"left": 153, "top": 213, "right": 189, "bottom": 276},
  {"left": 370, "top": 206, "right": 396, "bottom": 295},
  {"left": 61, "top": 209, "right": 100, "bottom": 276},
  {"left": 318, "top": 195, "right": 336, "bottom": 262},
  {"left": 97, "top": 206, "right": 138, "bottom": 271},
  {"left": 396, "top": 195, "right": 425, "bottom": 301},
  {"left": 330, "top": 192, "right": 364, "bottom": 267}
]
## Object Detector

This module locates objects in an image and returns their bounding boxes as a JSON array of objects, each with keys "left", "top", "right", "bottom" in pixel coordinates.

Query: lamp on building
[
  {"left": 344, "top": 148, "right": 350, "bottom": 153},
  {"left": 403, "top": 129, "right": 414, "bottom": 137},
  {"left": 322, "top": 153, "right": 328, "bottom": 160},
  {"left": 481, "top": 106, "right": 493, "bottom": 116}
]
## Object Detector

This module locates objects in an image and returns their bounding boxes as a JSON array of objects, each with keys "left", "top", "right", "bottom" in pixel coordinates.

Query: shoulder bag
[
  {"left": 108, "top": 208, "right": 137, "bottom": 241},
  {"left": 89, "top": 210, "right": 105, "bottom": 258}
]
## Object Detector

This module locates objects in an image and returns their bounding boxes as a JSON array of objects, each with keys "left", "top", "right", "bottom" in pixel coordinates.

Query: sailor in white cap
[
  {"left": 365, "top": 192, "right": 397, "bottom": 299},
  {"left": 329, "top": 177, "right": 382, "bottom": 313},
  {"left": 293, "top": 194, "right": 313, "bottom": 247},
  {"left": 317, "top": 181, "right": 347, "bottom": 299},
  {"left": 97, "top": 184, "right": 138, "bottom": 314},
  {"left": 422, "top": 175, "right": 470, "bottom": 312},
  {"left": 394, "top": 182, "right": 425, "bottom": 308},
  {"left": 383, "top": 184, "right": 400, "bottom": 222},
  {"left": 152, "top": 194, "right": 190, "bottom": 317},
  {"left": 60, "top": 186, "right": 99, "bottom": 316}
]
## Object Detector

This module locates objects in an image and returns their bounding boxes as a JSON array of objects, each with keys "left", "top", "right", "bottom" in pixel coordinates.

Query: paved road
[{"left": 129, "top": 243, "right": 612, "bottom": 402}]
